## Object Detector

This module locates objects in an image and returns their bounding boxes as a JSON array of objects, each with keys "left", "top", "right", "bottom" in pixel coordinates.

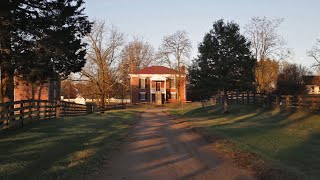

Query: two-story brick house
[
  {"left": 129, "top": 66, "right": 186, "bottom": 104},
  {"left": 14, "top": 76, "right": 61, "bottom": 101}
]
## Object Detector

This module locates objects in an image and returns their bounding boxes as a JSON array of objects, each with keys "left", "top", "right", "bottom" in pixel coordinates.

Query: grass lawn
[
  {"left": 0, "top": 109, "right": 140, "bottom": 180},
  {"left": 167, "top": 102, "right": 320, "bottom": 179}
]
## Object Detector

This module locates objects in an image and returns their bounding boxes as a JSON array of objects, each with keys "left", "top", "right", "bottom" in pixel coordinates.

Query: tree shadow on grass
[
  {"left": 0, "top": 110, "right": 138, "bottom": 180},
  {"left": 274, "top": 132, "right": 320, "bottom": 179},
  {"left": 183, "top": 104, "right": 319, "bottom": 179}
]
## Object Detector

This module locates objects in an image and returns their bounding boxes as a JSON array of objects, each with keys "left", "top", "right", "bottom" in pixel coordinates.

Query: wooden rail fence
[
  {"left": 215, "top": 93, "right": 320, "bottom": 112},
  {"left": 0, "top": 99, "right": 127, "bottom": 129}
]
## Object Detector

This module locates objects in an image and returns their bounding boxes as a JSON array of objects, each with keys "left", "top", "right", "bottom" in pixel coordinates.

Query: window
[
  {"left": 139, "top": 92, "right": 146, "bottom": 100},
  {"left": 311, "top": 87, "right": 315, "bottom": 93},
  {"left": 156, "top": 82, "right": 161, "bottom": 91},
  {"left": 139, "top": 78, "right": 146, "bottom": 89},
  {"left": 170, "top": 78, "right": 176, "bottom": 88},
  {"left": 170, "top": 92, "right": 177, "bottom": 99}
]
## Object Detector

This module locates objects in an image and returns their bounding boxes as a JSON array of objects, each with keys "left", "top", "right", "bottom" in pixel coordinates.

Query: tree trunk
[
  {"left": 38, "top": 83, "right": 43, "bottom": 100},
  {"left": 100, "top": 94, "right": 105, "bottom": 113},
  {"left": 0, "top": 17, "right": 13, "bottom": 103},
  {"left": 0, "top": 68, "right": 14, "bottom": 103},
  {"left": 223, "top": 90, "right": 229, "bottom": 113},
  {"left": 1, "top": 67, "right": 14, "bottom": 122},
  {"left": 31, "top": 83, "right": 35, "bottom": 100}
]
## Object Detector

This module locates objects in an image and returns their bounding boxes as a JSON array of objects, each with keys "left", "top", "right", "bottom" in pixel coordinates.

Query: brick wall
[
  {"left": 130, "top": 75, "right": 186, "bottom": 104},
  {"left": 14, "top": 77, "right": 61, "bottom": 101}
]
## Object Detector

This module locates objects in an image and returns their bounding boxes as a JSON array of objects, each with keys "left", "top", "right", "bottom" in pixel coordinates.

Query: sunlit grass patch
[{"left": 168, "top": 103, "right": 320, "bottom": 179}]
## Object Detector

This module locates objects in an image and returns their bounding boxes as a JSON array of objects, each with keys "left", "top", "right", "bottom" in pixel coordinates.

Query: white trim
[
  {"left": 164, "top": 78, "right": 166, "bottom": 102},
  {"left": 140, "top": 78, "right": 146, "bottom": 89},
  {"left": 170, "top": 77, "right": 176, "bottom": 88},
  {"left": 150, "top": 76, "right": 166, "bottom": 81},
  {"left": 170, "top": 92, "right": 177, "bottom": 99},
  {"left": 129, "top": 74, "right": 186, "bottom": 78},
  {"left": 150, "top": 79, "right": 152, "bottom": 102}
]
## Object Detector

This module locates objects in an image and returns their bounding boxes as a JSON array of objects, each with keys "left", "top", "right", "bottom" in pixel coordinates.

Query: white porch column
[
  {"left": 164, "top": 79, "right": 166, "bottom": 103},
  {"left": 150, "top": 79, "right": 152, "bottom": 103}
]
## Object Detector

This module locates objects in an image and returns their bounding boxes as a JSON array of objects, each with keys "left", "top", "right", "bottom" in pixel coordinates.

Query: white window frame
[
  {"left": 311, "top": 86, "right": 315, "bottom": 93},
  {"left": 139, "top": 92, "right": 146, "bottom": 100},
  {"left": 170, "top": 77, "right": 176, "bottom": 89},
  {"left": 170, "top": 92, "right": 177, "bottom": 99},
  {"left": 140, "top": 78, "right": 146, "bottom": 89}
]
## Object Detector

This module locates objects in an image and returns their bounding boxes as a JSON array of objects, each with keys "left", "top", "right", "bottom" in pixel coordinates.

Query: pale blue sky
[{"left": 84, "top": 0, "right": 320, "bottom": 68}]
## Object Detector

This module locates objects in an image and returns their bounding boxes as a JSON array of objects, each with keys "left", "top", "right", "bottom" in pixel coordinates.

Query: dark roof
[
  {"left": 134, "top": 66, "right": 178, "bottom": 74},
  {"left": 303, "top": 76, "right": 320, "bottom": 86}
]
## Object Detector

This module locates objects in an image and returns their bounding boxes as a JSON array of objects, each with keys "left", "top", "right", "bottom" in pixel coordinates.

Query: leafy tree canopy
[
  {"left": 189, "top": 19, "right": 256, "bottom": 112},
  {"left": 1, "top": 0, "right": 92, "bottom": 82}
]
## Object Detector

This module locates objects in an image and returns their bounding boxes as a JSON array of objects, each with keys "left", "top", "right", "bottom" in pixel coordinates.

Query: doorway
[{"left": 155, "top": 92, "right": 162, "bottom": 105}]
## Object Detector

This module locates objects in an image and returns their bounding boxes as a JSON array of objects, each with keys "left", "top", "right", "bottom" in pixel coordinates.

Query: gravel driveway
[{"left": 95, "top": 107, "right": 256, "bottom": 180}]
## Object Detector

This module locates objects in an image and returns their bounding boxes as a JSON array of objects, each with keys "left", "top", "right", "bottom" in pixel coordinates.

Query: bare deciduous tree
[
  {"left": 121, "top": 38, "right": 155, "bottom": 73},
  {"left": 245, "top": 16, "right": 290, "bottom": 61},
  {"left": 118, "top": 38, "right": 156, "bottom": 101},
  {"left": 158, "top": 30, "right": 192, "bottom": 68},
  {"left": 307, "top": 39, "right": 320, "bottom": 69},
  {"left": 81, "top": 21, "right": 124, "bottom": 112},
  {"left": 245, "top": 17, "right": 292, "bottom": 93},
  {"left": 158, "top": 30, "right": 192, "bottom": 102}
]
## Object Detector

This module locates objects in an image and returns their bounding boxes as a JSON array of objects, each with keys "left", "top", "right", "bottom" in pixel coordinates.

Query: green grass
[
  {"left": 0, "top": 109, "right": 140, "bottom": 180},
  {"left": 167, "top": 102, "right": 320, "bottom": 179}
]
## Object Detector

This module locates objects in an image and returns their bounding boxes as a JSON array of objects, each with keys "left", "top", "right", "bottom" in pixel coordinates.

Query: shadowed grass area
[
  {"left": 167, "top": 102, "right": 320, "bottom": 179},
  {"left": 0, "top": 109, "right": 140, "bottom": 180}
]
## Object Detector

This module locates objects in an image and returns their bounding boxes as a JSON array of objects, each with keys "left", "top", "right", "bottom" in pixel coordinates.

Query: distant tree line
[
  {"left": 60, "top": 21, "right": 191, "bottom": 112},
  {"left": 188, "top": 17, "right": 318, "bottom": 113}
]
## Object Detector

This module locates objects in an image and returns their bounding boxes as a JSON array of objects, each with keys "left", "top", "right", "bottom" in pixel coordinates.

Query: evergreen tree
[
  {"left": 0, "top": 0, "right": 92, "bottom": 102},
  {"left": 191, "top": 20, "right": 256, "bottom": 113}
]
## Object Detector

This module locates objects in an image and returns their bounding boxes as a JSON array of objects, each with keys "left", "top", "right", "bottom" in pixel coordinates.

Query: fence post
[
  {"left": 285, "top": 96, "right": 290, "bottom": 111},
  {"left": 20, "top": 101, "right": 24, "bottom": 127},
  {"left": 213, "top": 96, "right": 217, "bottom": 105},
  {"left": 6, "top": 103, "right": 10, "bottom": 126},
  {"left": 235, "top": 92, "right": 238, "bottom": 104},
  {"left": 275, "top": 96, "right": 279, "bottom": 108},
  {"left": 56, "top": 100, "right": 61, "bottom": 118},
  {"left": 29, "top": 100, "right": 33, "bottom": 121},
  {"left": 241, "top": 93, "right": 244, "bottom": 104},
  {"left": 247, "top": 93, "right": 249, "bottom": 104},
  {"left": 37, "top": 100, "right": 41, "bottom": 120},
  {"left": 297, "top": 96, "right": 301, "bottom": 111}
]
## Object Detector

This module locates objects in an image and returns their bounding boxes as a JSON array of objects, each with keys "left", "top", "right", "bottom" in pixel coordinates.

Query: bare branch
[
  {"left": 307, "top": 39, "right": 320, "bottom": 69},
  {"left": 80, "top": 21, "right": 124, "bottom": 107},
  {"left": 245, "top": 16, "right": 289, "bottom": 61},
  {"left": 158, "top": 30, "right": 192, "bottom": 69}
]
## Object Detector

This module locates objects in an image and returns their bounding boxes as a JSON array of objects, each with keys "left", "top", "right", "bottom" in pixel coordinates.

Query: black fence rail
[
  {"left": 216, "top": 93, "right": 320, "bottom": 112},
  {"left": 0, "top": 100, "right": 127, "bottom": 129}
]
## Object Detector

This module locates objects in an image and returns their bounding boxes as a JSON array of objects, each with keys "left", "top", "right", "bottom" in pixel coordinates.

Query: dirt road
[{"left": 96, "top": 107, "right": 256, "bottom": 180}]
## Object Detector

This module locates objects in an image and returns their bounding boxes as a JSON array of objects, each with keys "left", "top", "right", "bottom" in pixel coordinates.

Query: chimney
[
  {"left": 180, "top": 66, "right": 186, "bottom": 74},
  {"left": 129, "top": 61, "right": 135, "bottom": 74}
]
